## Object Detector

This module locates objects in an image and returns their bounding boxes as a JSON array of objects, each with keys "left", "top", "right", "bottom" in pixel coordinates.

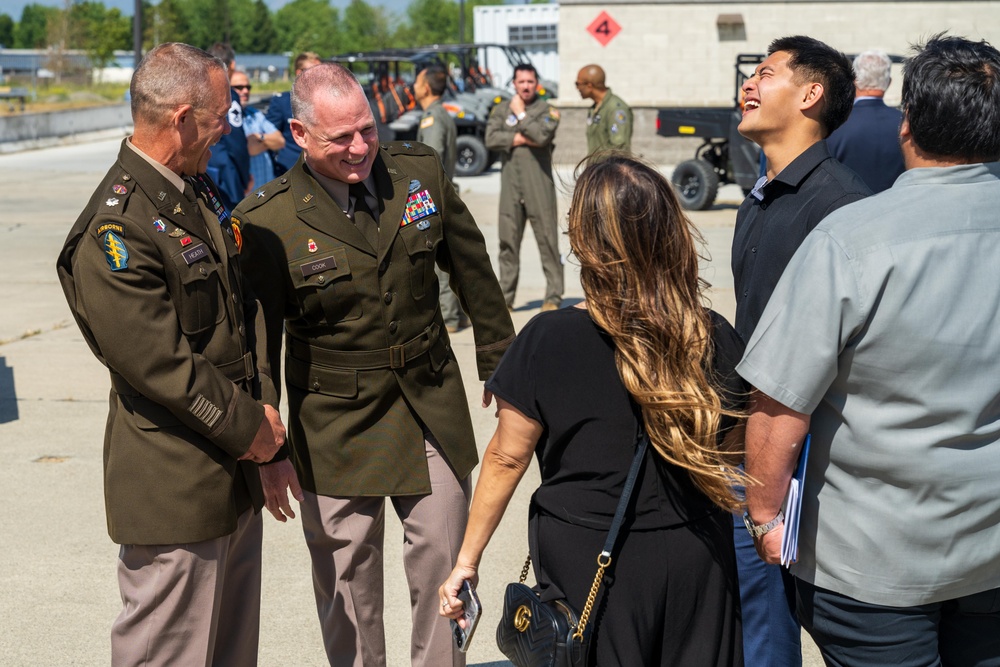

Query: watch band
[{"left": 743, "top": 509, "right": 784, "bottom": 538}]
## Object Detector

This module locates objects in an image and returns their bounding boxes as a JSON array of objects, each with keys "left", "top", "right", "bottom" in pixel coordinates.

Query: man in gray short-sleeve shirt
[{"left": 738, "top": 35, "right": 1000, "bottom": 665}]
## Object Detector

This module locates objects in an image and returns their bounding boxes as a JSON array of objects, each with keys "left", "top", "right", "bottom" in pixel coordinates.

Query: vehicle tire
[
  {"left": 671, "top": 159, "right": 720, "bottom": 210},
  {"left": 455, "top": 135, "right": 489, "bottom": 177}
]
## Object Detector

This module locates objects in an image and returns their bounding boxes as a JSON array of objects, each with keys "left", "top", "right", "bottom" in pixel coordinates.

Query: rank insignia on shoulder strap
[
  {"left": 106, "top": 198, "right": 119, "bottom": 207},
  {"left": 103, "top": 231, "right": 129, "bottom": 271}
]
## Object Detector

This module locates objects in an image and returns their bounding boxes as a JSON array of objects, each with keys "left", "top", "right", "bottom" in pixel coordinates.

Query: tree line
[{"left": 0, "top": 0, "right": 524, "bottom": 71}]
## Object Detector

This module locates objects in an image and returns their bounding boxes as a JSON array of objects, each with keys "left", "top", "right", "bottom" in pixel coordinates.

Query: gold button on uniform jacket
[
  {"left": 234, "top": 142, "right": 514, "bottom": 497},
  {"left": 56, "top": 141, "right": 274, "bottom": 545}
]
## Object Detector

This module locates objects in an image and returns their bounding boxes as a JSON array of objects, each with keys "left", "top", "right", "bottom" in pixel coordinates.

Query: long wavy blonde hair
[{"left": 568, "top": 154, "right": 745, "bottom": 512}]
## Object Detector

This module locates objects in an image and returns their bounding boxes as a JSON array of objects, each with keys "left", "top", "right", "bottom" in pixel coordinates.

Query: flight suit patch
[
  {"left": 401, "top": 190, "right": 438, "bottom": 226},
  {"left": 549, "top": 108, "right": 560, "bottom": 120},
  {"left": 103, "top": 231, "right": 129, "bottom": 271},
  {"left": 420, "top": 116, "right": 435, "bottom": 129},
  {"left": 614, "top": 109, "right": 628, "bottom": 123}
]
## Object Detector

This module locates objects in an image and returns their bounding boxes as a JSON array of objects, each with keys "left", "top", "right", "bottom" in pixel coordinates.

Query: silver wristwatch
[{"left": 743, "top": 509, "right": 785, "bottom": 538}]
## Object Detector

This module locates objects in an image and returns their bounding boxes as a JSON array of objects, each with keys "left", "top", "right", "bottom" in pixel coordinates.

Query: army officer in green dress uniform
[
  {"left": 56, "top": 43, "right": 285, "bottom": 666},
  {"left": 233, "top": 63, "right": 514, "bottom": 667},
  {"left": 485, "top": 63, "right": 563, "bottom": 311},
  {"left": 576, "top": 64, "right": 633, "bottom": 155}
]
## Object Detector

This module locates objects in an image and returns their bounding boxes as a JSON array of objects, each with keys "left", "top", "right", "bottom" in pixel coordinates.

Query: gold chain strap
[
  {"left": 573, "top": 554, "right": 611, "bottom": 640},
  {"left": 517, "top": 552, "right": 610, "bottom": 642},
  {"left": 518, "top": 554, "right": 532, "bottom": 584}
]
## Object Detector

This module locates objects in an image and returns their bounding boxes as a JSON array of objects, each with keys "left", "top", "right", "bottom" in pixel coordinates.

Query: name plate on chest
[
  {"left": 300, "top": 255, "right": 337, "bottom": 278},
  {"left": 181, "top": 243, "right": 209, "bottom": 265}
]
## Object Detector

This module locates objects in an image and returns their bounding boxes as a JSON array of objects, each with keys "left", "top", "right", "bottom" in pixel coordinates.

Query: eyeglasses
[{"left": 232, "top": 84, "right": 251, "bottom": 91}]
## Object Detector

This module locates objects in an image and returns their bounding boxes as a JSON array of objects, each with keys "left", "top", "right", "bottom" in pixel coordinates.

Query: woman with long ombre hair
[{"left": 440, "top": 154, "right": 747, "bottom": 665}]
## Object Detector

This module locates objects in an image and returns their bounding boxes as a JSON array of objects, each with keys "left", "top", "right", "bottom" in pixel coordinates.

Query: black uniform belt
[
  {"left": 286, "top": 324, "right": 440, "bottom": 371},
  {"left": 109, "top": 351, "right": 254, "bottom": 396}
]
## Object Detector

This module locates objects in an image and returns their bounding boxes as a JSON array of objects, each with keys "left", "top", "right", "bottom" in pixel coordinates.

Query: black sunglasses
[{"left": 232, "top": 84, "right": 252, "bottom": 91}]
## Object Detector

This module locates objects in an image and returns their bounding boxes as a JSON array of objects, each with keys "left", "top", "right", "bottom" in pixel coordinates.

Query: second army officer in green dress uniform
[
  {"left": 233, "top": 63, "right": 514, "bottom": 667},
  {"left": 485, "top": 63, "right": 563, "bottom": 311}
]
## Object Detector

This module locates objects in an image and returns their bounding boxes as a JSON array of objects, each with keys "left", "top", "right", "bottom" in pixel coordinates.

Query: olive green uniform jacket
[
  {"left": 234, "top": 142, "right": 514, "bottom": 497},
  {"left": 417, "top": 99, "right": 457, "bottom": 181},
  {"left": 485, "top": 95, "right": 560, "bottom": 209},
  {"left": 56, "top": 140, "right": 274, "bottom": 545},
  {"left": 586, "top": 90, "right": 633, "bottom": 155}
]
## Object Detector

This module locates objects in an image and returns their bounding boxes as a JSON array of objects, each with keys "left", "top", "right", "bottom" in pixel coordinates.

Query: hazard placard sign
[{"left": 587, "top": 12, "right": 621, "bottom": 47}]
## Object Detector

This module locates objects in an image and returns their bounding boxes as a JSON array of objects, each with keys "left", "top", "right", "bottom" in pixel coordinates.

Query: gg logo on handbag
[{"left": 513, "top": 605, "right": 532, "bottom": 632}]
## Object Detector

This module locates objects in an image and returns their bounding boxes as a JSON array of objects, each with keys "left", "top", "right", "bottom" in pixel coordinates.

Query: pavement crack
[{"left": 0, "top": 320, "right": 71, "bottom": 346}]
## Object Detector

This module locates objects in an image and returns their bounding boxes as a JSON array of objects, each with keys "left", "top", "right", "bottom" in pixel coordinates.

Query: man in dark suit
[
  {"left": 234, "top": 62, "right": 514, "bottom": 667},
  {"left": 56, "top": 42, "right": 284, "bottom": 665},
  {"left": 267, "top": 51, "right": 322, "bottom": 176},
  {"left": 827, "top": 49, "right": 905, "bottom": 193}
]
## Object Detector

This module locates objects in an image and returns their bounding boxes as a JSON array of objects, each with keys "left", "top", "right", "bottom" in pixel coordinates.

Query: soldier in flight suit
[
  {"left": 55, "top": 42, "right": 284, "bottom": 666},
  {"left": 232, "top": 63, "right": 514, "bottom": 667},
  {"left": 485, "top": 63, "right": 563, "bottom": 311},
  {"left": 415, "top": 63, "right": 465, "bottom": 332},
  {"left": 575, "top": 63, "right": 633, "bottom": 155}
]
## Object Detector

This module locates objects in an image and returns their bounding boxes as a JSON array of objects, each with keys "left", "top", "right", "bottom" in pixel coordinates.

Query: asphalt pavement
[{"left": 0, "top": 135, "right": 821, "bottom": 666}]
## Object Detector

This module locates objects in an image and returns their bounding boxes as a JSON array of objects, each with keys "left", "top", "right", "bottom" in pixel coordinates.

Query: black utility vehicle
[{"left": 655, "top": 54, "right": 764, "bottom": 210}]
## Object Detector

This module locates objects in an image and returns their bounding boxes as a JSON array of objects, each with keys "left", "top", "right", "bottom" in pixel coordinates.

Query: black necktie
[{"left": 349, "top": 182, "right": 379, "bottom": 250}]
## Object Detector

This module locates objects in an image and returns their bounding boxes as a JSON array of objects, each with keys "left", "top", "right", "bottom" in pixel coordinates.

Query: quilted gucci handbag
[{"left": 496, "top": 425, "right": 649, "bottom": 667}]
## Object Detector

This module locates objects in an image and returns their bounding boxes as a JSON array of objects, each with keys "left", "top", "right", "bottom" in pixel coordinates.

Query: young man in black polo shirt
[{"left": 730, "top": 35, "right": 870, "bottom": 667}]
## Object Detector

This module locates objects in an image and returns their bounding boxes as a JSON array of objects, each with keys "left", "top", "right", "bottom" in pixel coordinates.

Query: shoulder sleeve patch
[
  {"left": 420, "top": 115, "right": 435, "bottom": 129},
  {"left": 548, "top": 107, "right": 560, "bottom": 120}
]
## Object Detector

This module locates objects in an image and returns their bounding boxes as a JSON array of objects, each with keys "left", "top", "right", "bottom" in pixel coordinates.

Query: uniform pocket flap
[
  {"left": 399, "top": 217, "right": 443, "bottom": 257},
  {"left": 285, "top": 354, "right": 359, "bottom": 398}
]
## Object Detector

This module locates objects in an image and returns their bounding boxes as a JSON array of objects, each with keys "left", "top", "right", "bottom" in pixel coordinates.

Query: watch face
[{"left": 743, "top": 512, "right": 756, "bottom": 535}]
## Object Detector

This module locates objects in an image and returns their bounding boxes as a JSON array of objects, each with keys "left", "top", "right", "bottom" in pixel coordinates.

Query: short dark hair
[
  {"left": 207, "top": 42, "right": 235, "bottom": 68},
  {"left": 424, "top": 64, "right": 448, "bottom": 97},
  {"left": 513, "top": 63, "right": 538, "bottom": 81},
  {"left": 768, "top": 35, "right": 855, "bottom": 137},
  {"left": 901, "top": 34, "right": 1000, "bottom": 162}
]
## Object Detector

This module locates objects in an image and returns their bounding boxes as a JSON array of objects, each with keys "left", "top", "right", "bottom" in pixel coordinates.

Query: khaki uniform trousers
[
  {"left": 300, "top": 433, "right": 472, "bottom": 667},
  {"left": 112, "top": 508, "right": 263, "bottom": 667}
]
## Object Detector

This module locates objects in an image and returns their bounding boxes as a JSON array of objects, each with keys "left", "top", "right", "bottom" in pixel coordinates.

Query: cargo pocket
[
  {"left": 285, "top": 354, "right": 359, "bottom": 398},
  {"left": 399, "top": 216, "right": 443, "bottom": 301},
  {"left": 289, "top": 246, "right": 362, "bottom": 323}
]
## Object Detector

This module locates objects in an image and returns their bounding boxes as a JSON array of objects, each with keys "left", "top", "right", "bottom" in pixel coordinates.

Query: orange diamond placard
[{"left": 587, "top": 11, "right": 621, "bottom": 47}]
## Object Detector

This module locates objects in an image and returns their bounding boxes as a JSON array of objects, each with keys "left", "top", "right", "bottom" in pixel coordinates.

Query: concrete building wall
[
  {"left": 556, "top": 1, "right": 1000, "bottom": 108},
  {"left": 550, "top": 0, "right": 999, "bottom": 164}
]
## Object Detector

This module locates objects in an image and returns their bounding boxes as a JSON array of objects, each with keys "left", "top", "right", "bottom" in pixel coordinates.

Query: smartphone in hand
[{"left": 451, "top": 580, "right": 482, "bottom": 653}]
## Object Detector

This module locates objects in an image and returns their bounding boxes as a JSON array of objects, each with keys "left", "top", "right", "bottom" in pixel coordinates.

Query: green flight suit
[
  {"left": 233, "top": 142, "right": 514, "bottom": 497},
  {"left": 587, "top": 89, "right": 633, "bottom": 155},
  {"left": 485, "top": 95, "right": 563, "bottom": 307},
  {"left": 417, "top": 99, "right": 457, "bottom": 181},
  {"left": 56, "top": 140, "right": 273, "bottom": 545},
  {"left": 417, "top": 98, "right": 462, "bottom": 327}
]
